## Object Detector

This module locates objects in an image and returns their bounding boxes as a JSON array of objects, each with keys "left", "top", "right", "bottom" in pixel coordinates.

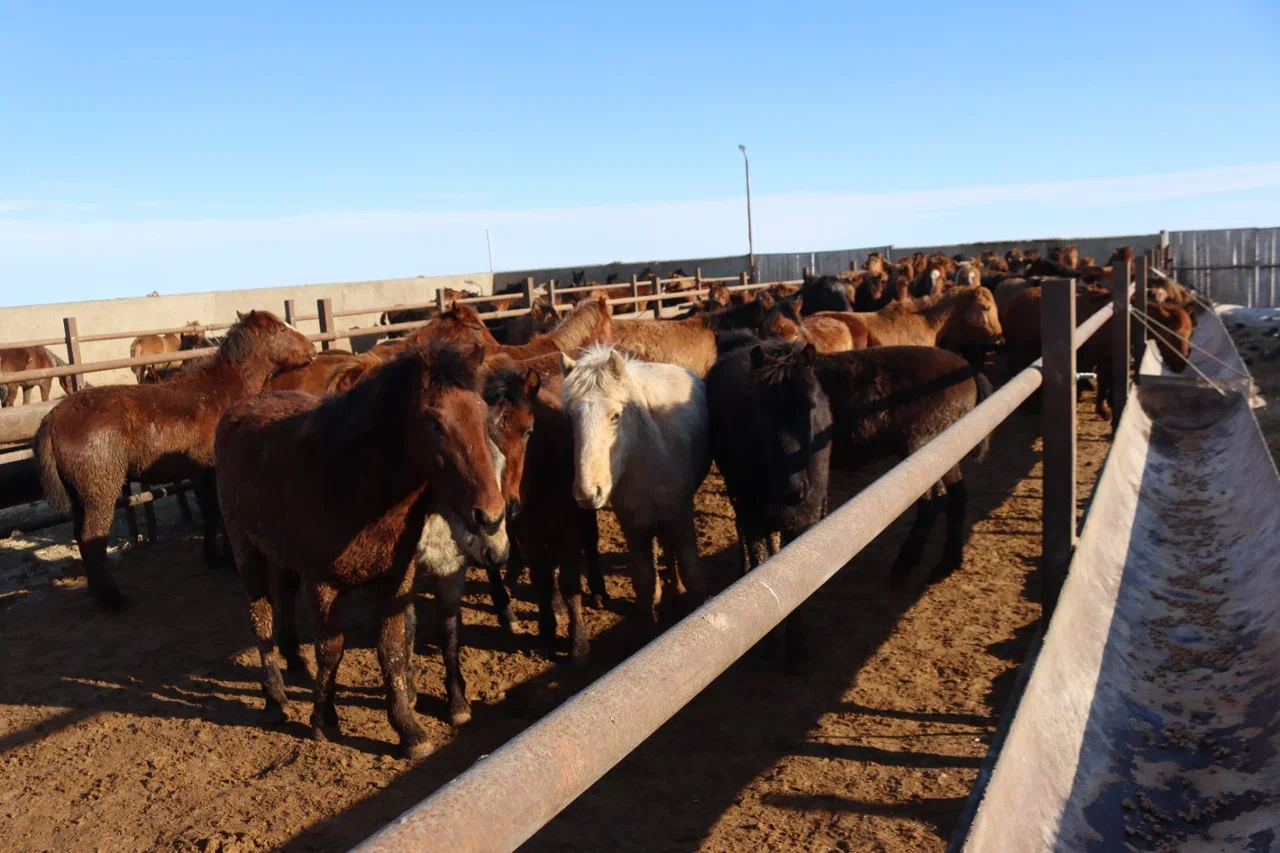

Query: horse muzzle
[{"left": 574, "top": 483, "right": 608, "bottom": 511}]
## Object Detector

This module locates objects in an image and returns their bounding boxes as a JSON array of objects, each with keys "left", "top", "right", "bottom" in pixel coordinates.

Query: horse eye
[{"left": 610, "top": 412, "right": 621, "bottom": 424}]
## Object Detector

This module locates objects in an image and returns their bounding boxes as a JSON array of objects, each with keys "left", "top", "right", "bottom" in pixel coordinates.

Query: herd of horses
[{"left": 17, "top": 243, "right": 1199, "bottom": 757}]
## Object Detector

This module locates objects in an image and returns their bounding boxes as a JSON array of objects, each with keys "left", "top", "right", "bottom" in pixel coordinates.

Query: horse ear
[
  {"left": 793, "top": 295, "right": 803, "bottom": 314},
  {"left": 465, "top": 342, "right": 486, "bottom": 369},
  {"left": 607, "top": 349, "right": 626, "bottom": 377},
  {"left": 559, "top": 353, "right": 576, "bottom": 376},
  {"left": 236, "top": 310, "right": 245, "bottom": 319},
  {"left": 523, "top": 367, "right": 541, "bottom": 398},
  {"left": 749, "top": 345, "right": 766, "bottom": 370},
  {"left": 800, "top": 343, "right": 817, "bottom": 367},
  {"left": 758, "top": 291, "right": 775, "bottom": 309}
]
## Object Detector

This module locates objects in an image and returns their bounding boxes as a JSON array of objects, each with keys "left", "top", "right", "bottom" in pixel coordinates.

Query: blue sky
[{"left": 2, "top": 0, "right": 1278, "bottom": 306}]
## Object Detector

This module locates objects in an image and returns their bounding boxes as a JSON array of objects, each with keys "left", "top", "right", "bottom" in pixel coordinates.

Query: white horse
[{"left": 560, "top": 344, "right": 710, "bottom": 621}]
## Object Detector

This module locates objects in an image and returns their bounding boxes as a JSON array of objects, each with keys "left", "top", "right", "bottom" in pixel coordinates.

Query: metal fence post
[
  {"left": 284, "top": 299, "right": 297, "bottom": 327},
  {"left": 317, "top": 298, "right": 335, "bottom": 351},
  {"left": 1136, "top": 254, "right": 1149, "bottom": 354},
  {"left": 62, "top": 317, "right": 83, "bottom": 392},
  {"left": 1110, "top": 263, "right": 1131, "bottom": 429},
  {"left": 1040, "top": 278, "right": 1076, "bottom": 622}
]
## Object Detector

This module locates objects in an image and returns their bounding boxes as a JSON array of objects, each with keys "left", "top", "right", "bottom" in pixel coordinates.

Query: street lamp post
[{"left": 738, "top": 144, "right": 754, "bottom": 278}]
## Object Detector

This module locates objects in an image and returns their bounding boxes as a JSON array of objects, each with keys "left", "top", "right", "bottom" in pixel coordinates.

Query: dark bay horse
[
  {"left": 707, "top": 333, "right": 833, "bottom": 659},
  {"left": 34, "top": 311, "right": 315, "bottom": 611},
  {"left": 815, "top": 346, "right": 992, "bottom": 586},
  {"left": 215, "top": 342, "right": 506, "bottom": 758}
]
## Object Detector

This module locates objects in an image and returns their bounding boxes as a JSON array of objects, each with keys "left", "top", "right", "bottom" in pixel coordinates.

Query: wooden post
[
  {"left": 547, "top": 279, "right": 557, "bottom": 312},
  {"left": 630, "top": 273, "right": 640, "bottom": 306},
  {"left": 284, "top": 299, "right": 297, "bottom": 327},
  {"left": 1040, "top": 277, "right": 1077, "bottom": 622},
  {"left": 1110, "top": 262, "right": 1131, "bottom": 430},
  {"left": 739, "top": 271, "right": 749, "bottom": 290},
  {"left": 524, "top": 277, "right": 536, "bottom": 307},
  {"left": 803, "top": 266, "right": 811, "bottom": 280},
  {"left": 436, "top": 288, "right": 449, "bottom": 314},
  {"left": 651, "top": 274, "right": 662, "bottom": 319},
  {"left": 62, "top": 317, "right": 83, "bottom": 392},
  {"left": 695, "top": 267, "right": 703, "bottom": 294},
  {"left": 317, "top": 298, "right": 335, "bottom": 351}
]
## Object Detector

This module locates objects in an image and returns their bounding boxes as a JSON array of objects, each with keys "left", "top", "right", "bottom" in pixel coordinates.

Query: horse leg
[
  {"left": 175, "top": 488, "right": 195, "bottom": 525},
  {"left": 668, "top": 511, "right": 706, "bottom": 607},
  {"left": 193, "top": 474, "right": 223, "bottom": 569},
  {"left": 527, "top": 541, "right": 559, "bottom": 652},
  {"left": 486, "top": 561, "right": 516, "bottom": 634},
  {"left": 624, "top": 528, "right": 660, "bottom": 624},
  {"left": 889, "top": 488, "right": 942, "bottom": 588},
  {"left": 120, "top": 482, "right": 141, "bottom": 543},
  {"left": 141, "top": 481, "right": 159, "bottom": 543},
  {"left": 269, "top": 567, "right": 306, "bottom": 677},
  {"left": 556, "top": 536, "right": 589, "bottom": 665},
  {"left": 236, "top": 544, "right": 288, "bottom": 724},
  {"left": 21, "top": 385, "right": 32, "bottom": 405},
  {"left": 39, "top": 379, "right": 51, "bottom": 402},
  {"left": 372, "top": 569, "right": 432, "bottom": 758},
  {"left": 402, "top": 596, "right": 418, "bottom": 708},
  {"left": 78, "top": 489, "right": 128, "bottom": 611},
  {"left": 582, "top": 509, "right": 608, "bottom": 607},
  {"left": 434, "top": 568, "right": 471, "bottom": 728},
  {"left": 305, "top": 580, "right": 344, "bottom": 743},
  {"left": 930, "top": 470, "right": 969, "bottom": 583}
]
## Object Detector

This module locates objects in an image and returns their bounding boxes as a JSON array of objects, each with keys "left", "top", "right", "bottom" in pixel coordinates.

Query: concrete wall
[{"left": 0, "top": 271, "right": 492, "bottom": 391}]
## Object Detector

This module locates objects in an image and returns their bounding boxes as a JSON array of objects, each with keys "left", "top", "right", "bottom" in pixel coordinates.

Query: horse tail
[
  {"left": 48, "top": 350, "right": 67, "bottom": 367},
  {"left": 968, "top": 371, "right": 994, "bottom": 463},
  {"left": 35, "top": 416, "right": 72, "bottom": 515}
]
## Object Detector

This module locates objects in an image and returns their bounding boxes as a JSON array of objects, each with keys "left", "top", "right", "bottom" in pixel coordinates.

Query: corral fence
[
  {"left": 350, "top": 257, "right": 1164, "bottom": 851},
  {"left": 1169, "top": 226, "right": 1280, "bottom": 308}
]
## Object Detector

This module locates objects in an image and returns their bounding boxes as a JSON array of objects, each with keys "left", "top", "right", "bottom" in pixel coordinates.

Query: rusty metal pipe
[{"left": 353, "top": 357, "right": 1048, "bottom": 853}]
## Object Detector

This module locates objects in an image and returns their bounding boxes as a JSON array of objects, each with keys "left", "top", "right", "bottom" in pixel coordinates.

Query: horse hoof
[
  {"left": 589, "top": 594, "right": 607, "bottom": 609},
  {"left": 401, "top": 739, "right": 433, "bottom": 760},
  {"left": 570, "top": 646, "right": 590, "bottom": 667},
  {"left": 498, "top": 608, "right": 518, "bottom": 635},
  {"left": 311, "top": 723, "right": 341, "bottom": 743},
  {"left": 262, "top": 702, "right": 288, "bottom": 726},
  {"left": 92, "top": 587, "right": 129, "bottom": 613},
  {"left": 450, "top": 706, "right": 472, "bottom": 727}
]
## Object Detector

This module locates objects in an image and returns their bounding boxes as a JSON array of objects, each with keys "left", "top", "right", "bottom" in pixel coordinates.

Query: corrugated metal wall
[{"left": 1169, "top": 228, "right": 1280, "bottom": 307}]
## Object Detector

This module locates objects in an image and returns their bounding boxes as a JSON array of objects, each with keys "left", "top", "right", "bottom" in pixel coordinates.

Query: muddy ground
[{"left": 0, "top": 382, "right": 1116, "bottom": 853}]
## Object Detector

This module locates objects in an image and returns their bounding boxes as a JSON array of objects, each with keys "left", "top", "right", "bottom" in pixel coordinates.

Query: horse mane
[
  {"left": 704, "top": 298, "right": 764, "bottom": 331},
  {"left": 715, "top": 328, "right": 761, "bottom": 355},
  {"left": 219, "top": 312, "right": 278, "bottom": 365},
  {"left": 484, "top": 361, "right": 537, "bottom": 410},
  {"left": 562, "top": 343, "right": 643, "bottom": 402},
  {"left": 749, "top": 340, "right": 815, "bottom": 389},
  {"left": 305, "top": 341, "right": 482, "bottom": 450},
  {"left": 550, "top": 298, "right": 610, "bottom": 349}
]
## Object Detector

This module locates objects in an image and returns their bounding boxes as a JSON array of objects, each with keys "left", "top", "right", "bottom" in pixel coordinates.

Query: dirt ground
[{"left": 0, "top": 382, "right": 1115, "bottom": 852}]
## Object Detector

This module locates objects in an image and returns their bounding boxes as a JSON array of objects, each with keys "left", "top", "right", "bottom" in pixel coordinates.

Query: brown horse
[
  {"left": 404, "top": 302, "right": 500, "bottom": 351},
  {"left": 494, "top": 296, "right": 611, "bottom": 360},
  {"left": 129, "top": 322, "right": 203, "bottom": 383},
  {"left": 216, "top": 342, "right": 505, "bottom": 758},
  {"left": 266, "top": 350, "right": 383, "bottom": 395},
  {"left": 610, "top": 314, "right": 719, "bottom": 378},
  {"left": 504, "top": 294, "right": 561, "bottom": 345},
  {"left": 35, "top": 311, "right": 315, "bottom": 611},
  {"left": 0, "top": 346, "right": 72, "bottom": 406},
  {"left": 816, "top": 346, "right": 992, "bottom": 585},
  {"left": 759, "top": 299, "right": 878, "bottom": 353}
]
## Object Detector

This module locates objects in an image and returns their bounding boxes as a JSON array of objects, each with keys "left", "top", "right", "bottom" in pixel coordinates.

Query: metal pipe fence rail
[
  {"left": 353, "top": 273, "right": 1125, "bottom": 853},
  {"left": 0, "top": 271, "right": 785, "bottom": 390}
]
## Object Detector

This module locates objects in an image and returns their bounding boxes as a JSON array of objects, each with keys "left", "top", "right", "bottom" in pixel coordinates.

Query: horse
[
  {"left": 505, "top": 295, "right": 561, "bottom": 345},
  {"left": 707, "top": 333, "right": 832, "bottom": 659},
  {"left": 145, "top": 328, "right": 224, "bottom": 383},
  {"left": 502, "top": 369, "right": 607, "bottom": 662},
  {"left": 759, "top": 298, "right": 878, "bottom": 353},
  {"left": 797, "top": 276, "right": 853, "bottom": 315},
  {"left": 266, "top": 350, "right": 383, "bottom": 395},
  {"left": 404, "top": 302, "right": 500, "bottom": 351},
  {"left": 379, "top": 305, "right": 439, "bottom": 338},
  {"left": 0, "top": 346, "right": 73, "bottom": 406},
  {"left": 494, "top": 296, "right": 611, "bottom": 360},
  {"left": 215, "top": 342, "right": 506, "bottom": 758},
  {"left": 815, "top": 346, "right": 992, "bottom": 585},
  {"left": 560, "top": 344, "right": 710, "bottom": 622},
  {"left": 129, "top": 322, "right": 203, "bottom": 383},
  {"left": 34, "top": 311, "right": 315, "bottom": 611},
  {"left": 609, "top": 314, "right": 719, "bottom": 378}
]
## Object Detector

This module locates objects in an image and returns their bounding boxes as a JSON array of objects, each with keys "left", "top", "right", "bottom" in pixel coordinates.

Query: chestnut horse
[
  {"left": 34, "top": 311, "right": 315, "bottom": 611},
  {"left": 0, "top": 346, "right": 72, "bottom": 407},
  {"left": 130, "top": 322, "right": 205, "bottom": 383},
  {"left": 493, "top": 296, "right": 611, "bottom": 360},
  {"left": 215, "top": 342, "right": 506, "bottom": 758}
]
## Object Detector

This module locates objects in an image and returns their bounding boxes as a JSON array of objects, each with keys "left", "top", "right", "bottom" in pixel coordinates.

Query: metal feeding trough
[{"left": 955, "top": 307, "right": 1280, "bottom": 851}]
